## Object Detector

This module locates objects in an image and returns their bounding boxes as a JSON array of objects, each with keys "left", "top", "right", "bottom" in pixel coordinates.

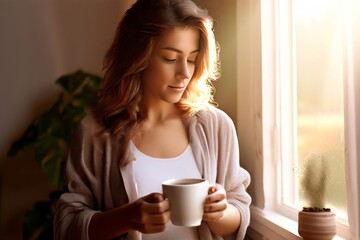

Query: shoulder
[
  {"left": 194, "top": 106, "right": 234, "bottom": 127},
  {"left": 77, "top": 112, "right": 104, "bottom": 135},
  {"left": 71, "top": 112, "right": 109, "bottom": 147}
]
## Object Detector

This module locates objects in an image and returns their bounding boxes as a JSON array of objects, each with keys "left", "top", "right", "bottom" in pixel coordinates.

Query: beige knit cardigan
[{"left": 54, "top": 106, "right": 251, "bottom": 240}]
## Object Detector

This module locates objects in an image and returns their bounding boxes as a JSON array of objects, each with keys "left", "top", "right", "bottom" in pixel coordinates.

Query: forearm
[
  {"left": 89, "top": 193, "right": 170, "bottom": 240},
  {"left": 207, "top": 203, "right": 241, "bottom": 237},
  {"left": 89, "top": 205, "right": 133, "bottom": 240}
]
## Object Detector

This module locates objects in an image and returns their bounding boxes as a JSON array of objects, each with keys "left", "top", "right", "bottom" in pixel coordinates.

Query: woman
[{"left": 54, "top": 0, "right": 251, "bottom": 239}]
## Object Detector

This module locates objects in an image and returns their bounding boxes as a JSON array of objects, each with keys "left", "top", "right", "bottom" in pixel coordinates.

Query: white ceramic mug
[{"left": 162, "top": 178, "right": 209, "bottom": 227}]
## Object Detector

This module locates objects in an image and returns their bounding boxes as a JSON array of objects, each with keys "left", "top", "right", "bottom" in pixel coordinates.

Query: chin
[{"left": 165, "top": 95, "right": 183, "bottom": 104}]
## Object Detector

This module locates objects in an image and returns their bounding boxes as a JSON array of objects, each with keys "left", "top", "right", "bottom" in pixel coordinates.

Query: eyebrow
[{"left": 160, "top": 47, "right": 199, "bottom": 54}]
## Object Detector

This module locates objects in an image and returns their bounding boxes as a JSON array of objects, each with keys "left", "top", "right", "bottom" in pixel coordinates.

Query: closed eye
[{"left": 163, "top": 58, "right": 176, "bottom": 63}]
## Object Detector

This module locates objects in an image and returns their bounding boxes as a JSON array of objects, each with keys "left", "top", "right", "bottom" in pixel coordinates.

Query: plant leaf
[
  {"left": 56, "top": 70, "right": 102, "bottom": 95},
  {"left": 7, "top": 123, "right": 38, "bottom": 157},
  {"left": 8, "top": 69, "right": 102, "bottom": 190}
]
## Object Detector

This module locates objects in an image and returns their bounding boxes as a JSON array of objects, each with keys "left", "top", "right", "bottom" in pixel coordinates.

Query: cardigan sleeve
[
  {"left": 191, "top": 107, "right": 251, "bottom": 240},
  {"left": 216, "top": 109, "right": 251, "bottom": 240},
  {"left": 53, "top": 117, "right": 103, "bottom": 240}
]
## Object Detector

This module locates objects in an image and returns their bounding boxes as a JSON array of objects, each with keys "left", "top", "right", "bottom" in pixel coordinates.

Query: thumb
[{"left": 143, "top": 193, "right": 164, "bottom": 203}]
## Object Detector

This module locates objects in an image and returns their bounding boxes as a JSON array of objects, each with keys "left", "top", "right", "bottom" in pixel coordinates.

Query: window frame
[{"left": 241, "top": 0, "right": 360, "bottom": 239}]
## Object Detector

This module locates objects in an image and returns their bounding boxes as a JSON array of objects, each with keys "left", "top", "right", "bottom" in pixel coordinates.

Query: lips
[{"left": 169, "top": 86, "right": 186, "bottom": 90}]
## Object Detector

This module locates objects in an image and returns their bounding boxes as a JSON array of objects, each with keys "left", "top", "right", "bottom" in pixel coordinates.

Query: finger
[
  {"left": 138, "top": 222, "right": 167, "bottom": 234},
  {"left": 146, "top": 211, "right": 171, "bottom": 225},
  {"left": 139, "top": 212, "right": 170, "bottom": 234},
  {"left": 151, "top": 193, "right": 165, "bottom": 203},
  {"left": 208, "top": 185, "right": 217, "bottom": 194},
  {"left": 143, "top": 199, "right": 170, "bottom": 214},
  {"left": 146, "top": 224, "right": 166, "bottom": 234},
  {"left": 143, "top": 193, "right": 165, "bottom": 203},
  {"left": 204, "top": 200, "right": 227, "bottom": 213},
  {"left": 202, "top": 210, "right": 225, "bottom": 222},
  {"left": 206, "top": 190, "right": 226, "bottom": 203}
]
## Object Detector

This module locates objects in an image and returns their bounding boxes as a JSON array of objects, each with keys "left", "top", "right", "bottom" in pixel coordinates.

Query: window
[
  {"left": 278, "top": 0, "right": 348, "bottom": 214},
  {"left": 275, "top": 0, "right": 349, "bottom": 234},
  {"left": 242, "top": 0, "right": 360, "bottom": 239}
]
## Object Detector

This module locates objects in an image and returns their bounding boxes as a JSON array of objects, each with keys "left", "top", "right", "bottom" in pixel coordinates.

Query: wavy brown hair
[{"left": 95, "top": 0, "right": 220, "bottom": 150}]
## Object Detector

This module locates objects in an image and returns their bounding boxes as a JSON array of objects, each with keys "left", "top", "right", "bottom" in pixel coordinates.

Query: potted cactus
[{"left": 298, "top": 153, "right": 336, "bottom": 240}]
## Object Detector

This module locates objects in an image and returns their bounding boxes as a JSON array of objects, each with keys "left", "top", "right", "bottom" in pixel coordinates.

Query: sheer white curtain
[{"left": 344, "top": 1, "right": 360, "bottom": 239}]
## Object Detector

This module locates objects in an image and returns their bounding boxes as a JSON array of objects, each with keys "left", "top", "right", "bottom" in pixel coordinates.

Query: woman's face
[{"left": 141, "top": 26, "right": 200, "bottom": 105}]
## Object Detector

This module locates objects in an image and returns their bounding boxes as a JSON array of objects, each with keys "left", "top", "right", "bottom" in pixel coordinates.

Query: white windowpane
[{"left": 293, "top": 0, "right": 347, "bottom": 220}]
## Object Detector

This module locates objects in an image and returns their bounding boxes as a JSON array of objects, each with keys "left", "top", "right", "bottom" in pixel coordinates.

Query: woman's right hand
[
  {"left": 128, "top": 193, "right": 170, "bottom": 233},
  {"left": 89, "top": 192, "right": 170, "bottom": 240}
]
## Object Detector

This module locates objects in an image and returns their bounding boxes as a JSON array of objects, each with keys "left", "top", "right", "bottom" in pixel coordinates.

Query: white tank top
[{"left": 131, "top": 142, "right": 201, "bottom": 240}]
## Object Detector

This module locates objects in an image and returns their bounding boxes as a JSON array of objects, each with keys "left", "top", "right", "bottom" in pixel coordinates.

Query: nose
[{"left": 176, "top": 60, "right": 191, "bottom": 80}]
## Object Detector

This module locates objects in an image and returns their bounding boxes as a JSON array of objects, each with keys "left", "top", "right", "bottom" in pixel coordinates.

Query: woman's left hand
[{"left": 202, "top": 184, "right": 228, "bottom": 222}]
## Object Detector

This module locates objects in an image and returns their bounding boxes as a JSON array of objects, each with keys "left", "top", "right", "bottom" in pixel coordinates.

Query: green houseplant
[
  {"left": 7, "top": 70, "right": 102, "bottom": 240},
  {"left": 298, "top": 153, "right": 336, "bottom": 240}
]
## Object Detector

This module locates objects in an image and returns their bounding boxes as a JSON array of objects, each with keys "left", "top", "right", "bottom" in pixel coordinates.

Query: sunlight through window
[{"left": 293, "top": 0, "right": 348, "bottom": 222}]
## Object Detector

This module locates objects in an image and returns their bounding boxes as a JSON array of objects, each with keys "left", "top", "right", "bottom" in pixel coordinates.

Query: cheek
[
  {"left": 189, "top": 65, "right": 196, "bottom": 79},
  {"left": 147, "top": 61, "right": 172, "bottom": 78},
  {"left": 190, "top": 65, "right": 196, "bottom": 75}
]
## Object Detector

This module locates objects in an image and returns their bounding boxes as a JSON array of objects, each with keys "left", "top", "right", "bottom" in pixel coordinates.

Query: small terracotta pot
[{"left": 298, "top": 211, "right": 336, "bottom": 240}]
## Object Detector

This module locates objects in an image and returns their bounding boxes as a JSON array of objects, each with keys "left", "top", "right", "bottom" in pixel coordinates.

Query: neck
[{"left": 139, "top": 100, "right": 181, "bottom": 123}]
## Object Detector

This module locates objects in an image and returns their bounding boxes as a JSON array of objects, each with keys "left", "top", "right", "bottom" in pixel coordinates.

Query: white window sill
[{"left": 247, "top": 206, "right": 346, "bottom": 240}]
